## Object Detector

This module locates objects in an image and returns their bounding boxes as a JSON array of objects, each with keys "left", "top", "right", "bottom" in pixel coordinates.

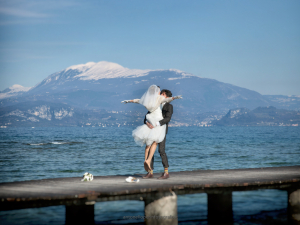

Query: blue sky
[{"left": 0, "top": 0, "right": 299, "bottom": 95}]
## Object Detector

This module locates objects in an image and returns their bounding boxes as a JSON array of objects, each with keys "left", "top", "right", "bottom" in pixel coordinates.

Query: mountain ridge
[
  {"left": 1, "top": 61, "right": 300, "bottom": 127},
  {"left": 212, "top": 106, "right": 300, "bottom": 126}
]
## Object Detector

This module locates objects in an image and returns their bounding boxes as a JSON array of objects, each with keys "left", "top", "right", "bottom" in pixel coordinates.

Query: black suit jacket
[{"left": 144, "top": 103, "right": 173, "bottom": 134}]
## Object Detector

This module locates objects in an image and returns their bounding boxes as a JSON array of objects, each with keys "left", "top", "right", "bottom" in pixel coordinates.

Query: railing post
[
  {"left": 207, "top": 191, "right": 233, "bottom": 224},
  {"left": 143, "top": 190, "right": 178, "bottom": 225},
  {"left": 65, "top": 202, "right": 95, "bottom": 225},
  {"left": 288, "top": 188, "right": 300, "bottom": 225}
]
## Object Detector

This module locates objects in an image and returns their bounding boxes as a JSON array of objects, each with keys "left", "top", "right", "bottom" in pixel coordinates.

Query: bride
[{"left": 121, "top": 85, "right": 182, "bottom": 172}]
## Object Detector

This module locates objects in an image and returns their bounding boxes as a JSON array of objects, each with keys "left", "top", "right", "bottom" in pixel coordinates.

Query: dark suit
[{"left": 144, "top": 102, "right": 173, "bottom": 169}]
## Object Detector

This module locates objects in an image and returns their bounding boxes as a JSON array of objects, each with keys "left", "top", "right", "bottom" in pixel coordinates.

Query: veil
[{"left": 139, "top": 85, "right": 160, "bottom": 112}]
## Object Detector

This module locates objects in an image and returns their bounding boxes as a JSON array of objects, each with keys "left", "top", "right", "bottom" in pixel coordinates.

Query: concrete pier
[
  {"left": 0, "top": 166, "right": 299, "bottom": 224},
  {"left": 144, "top": 191, "right": 178, "bottom": 225},
  {"left": 288, "top": 188, "right": 300, "bottom": 225}
]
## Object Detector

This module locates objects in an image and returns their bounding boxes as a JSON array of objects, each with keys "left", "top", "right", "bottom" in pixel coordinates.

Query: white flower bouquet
[{"left": 81, "top": 172, "right": 93, "bottom": 181}]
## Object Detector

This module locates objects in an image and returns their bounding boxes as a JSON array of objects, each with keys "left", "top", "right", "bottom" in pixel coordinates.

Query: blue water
[{"left": 0, "top": 126, "right": 299, "bottom": 224}]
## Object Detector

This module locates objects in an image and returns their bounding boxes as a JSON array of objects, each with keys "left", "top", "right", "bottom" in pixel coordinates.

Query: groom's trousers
[{"left": 148, "top": 135, "right": 169, "bottom": 170}]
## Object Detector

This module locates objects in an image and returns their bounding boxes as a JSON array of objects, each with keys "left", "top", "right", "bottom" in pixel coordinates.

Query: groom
[{"left": 143, "top": 89, "right": 173, "bottom": 179}]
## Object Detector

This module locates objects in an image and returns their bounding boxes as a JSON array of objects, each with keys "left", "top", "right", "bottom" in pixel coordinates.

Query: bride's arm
[
  {"left": 161, "top": 97, "right": 173, "bottom": 104},
  {"left": 160, "top": 95, "right": 182, "bottom": 104},
  {"left": 121, "top": 99, "right": 140, "bottom": 104},
  {"left": 131, "top": 99, "right": 140, "bottom": 103}
]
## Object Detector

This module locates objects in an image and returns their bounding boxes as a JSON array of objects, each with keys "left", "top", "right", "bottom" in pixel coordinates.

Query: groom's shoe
[
  {"left": 142, "top": 173, "right": 153, "bottom": 179},
  {"left": 157, "top": 173, "right": 169, "bottom": 179}
]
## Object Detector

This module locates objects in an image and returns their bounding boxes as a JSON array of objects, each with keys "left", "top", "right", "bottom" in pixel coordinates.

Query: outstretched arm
[
  {"left": 160, "top": 95, "right": 183, "bottom": 104},
  {"left": 132, "top": 99, "right": 140, "bottom": 103},
  {"left": 160, "top": 97, "right": 174, "bottom": 104},
  {"left": 121, "top": 99, "right": 140, "bottom": 104}
]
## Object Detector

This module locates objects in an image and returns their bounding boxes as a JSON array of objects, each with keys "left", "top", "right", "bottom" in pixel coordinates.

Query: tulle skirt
[
  {"left": 132, "top": 107, "right": 166, "bottom": 146},
  {"left": 132, "top": 124, "right": 166, "bottom": 146}
]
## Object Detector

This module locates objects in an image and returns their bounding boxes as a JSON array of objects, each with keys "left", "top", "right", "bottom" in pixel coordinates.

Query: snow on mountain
[
  {"left": 66, "top": 61, "right": 151, "bottom": 80},
  {"left": 29, "top": 61, "right": 197, "bottom": 92},
  {"left": 4, "top": 84, "right": 31, "bottom": 93},
  {"left": 168, "top": 69, "right": 196, "bottom": 78},
  {"left": 0, "top": 84, "right": 31, "bottom": 99}
]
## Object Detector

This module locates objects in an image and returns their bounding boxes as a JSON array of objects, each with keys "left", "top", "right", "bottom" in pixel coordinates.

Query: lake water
[{"left": 0, "top": 126, "right": 299, "bottom": 224}]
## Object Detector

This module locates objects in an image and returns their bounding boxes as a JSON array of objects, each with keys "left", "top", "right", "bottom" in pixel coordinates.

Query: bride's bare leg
[
  {"left": 145, "top": 142, "right": 157, "bottom": 170},
  {"left": 145, "top": 145, "right": 151, "bottom": 161}
]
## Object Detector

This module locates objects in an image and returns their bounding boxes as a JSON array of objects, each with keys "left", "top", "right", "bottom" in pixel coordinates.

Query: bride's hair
[{"left": 161, "top": 89, "right": 172, "bottom": 97}]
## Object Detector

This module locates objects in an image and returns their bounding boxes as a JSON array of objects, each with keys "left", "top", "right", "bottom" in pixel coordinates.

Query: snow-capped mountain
[
  {"left": 16, "top": 61, "right": 269, "bottom": 112},
  {"left": 65, "top": 61, "right": 151, "bottom": 80},
  {"left": 30, "top": 61, "right": 152, "bottom": 90},
  {"left": 1, "top": 61, "right": 299, "bottom": 127},
  {"left": 28, "top": 61, "right": 195, "bottom": 94},
  {"left": 0, "top": 61, "right": 277, "bottom": 112},
  {"left": 0, "top": 84, "right": 31, "bottom": 100}
]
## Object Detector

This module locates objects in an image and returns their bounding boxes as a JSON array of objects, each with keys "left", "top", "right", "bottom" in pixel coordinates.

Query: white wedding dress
[
  {"left": 128, "top": 85, "right": 176, "bottom": 147},
  {"left": 132, "top": 106, "right": 167, "bottom": 146}
]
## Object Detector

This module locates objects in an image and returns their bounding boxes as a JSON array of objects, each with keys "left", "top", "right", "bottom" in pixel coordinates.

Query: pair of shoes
[
  {"left": 144, "top": 161, "right": 152, "bottom": 172},
  {"left": 157, "top": 173, "right": 169, "bottom": 179},
  {"left": 142, "top": 172, "right": 154, "bottom": 179}
]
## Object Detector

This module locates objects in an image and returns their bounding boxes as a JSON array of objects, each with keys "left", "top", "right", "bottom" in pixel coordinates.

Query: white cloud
[
  {"left": 0, "top": 0, "right": 80, "bottom": 24},
  {"left": 0, "top": 7, "right": 48, "bottom": 18}
]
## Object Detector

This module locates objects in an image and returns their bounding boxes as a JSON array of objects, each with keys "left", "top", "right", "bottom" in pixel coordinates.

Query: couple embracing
[{"left": 122, "top": 85, "right": 182, "bottom": 179}]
